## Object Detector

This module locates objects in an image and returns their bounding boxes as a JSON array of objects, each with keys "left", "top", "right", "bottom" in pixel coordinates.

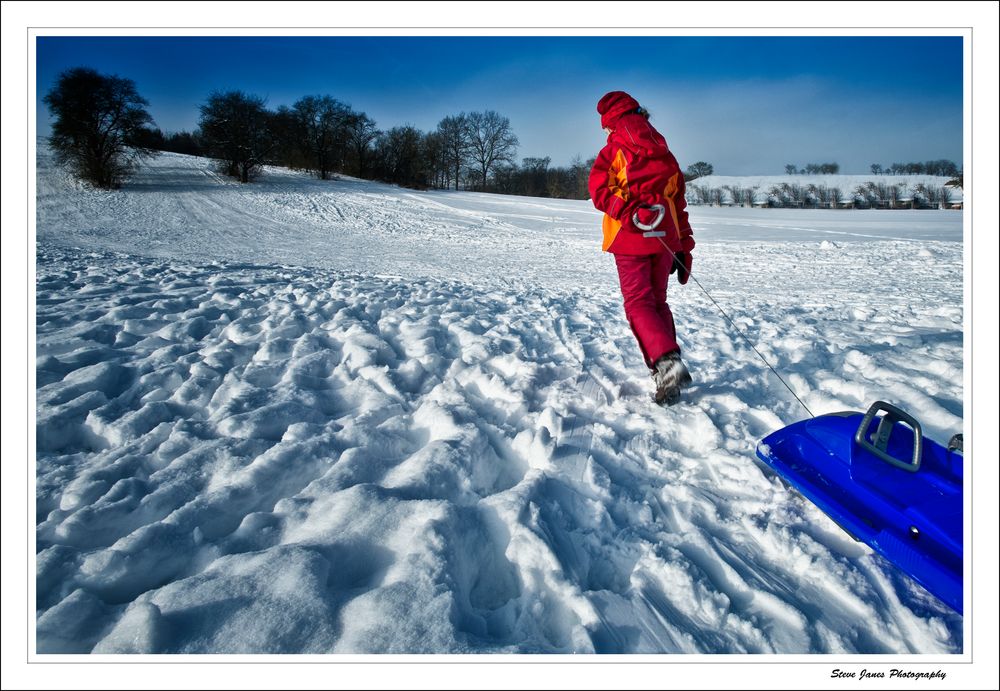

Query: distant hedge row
[{"left": 688, "top": 180, "right": 962, "bottom": 209}]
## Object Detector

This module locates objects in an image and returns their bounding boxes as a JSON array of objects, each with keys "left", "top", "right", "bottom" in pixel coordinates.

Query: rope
[{"left": 654, "top": 236, "right": 816, "bottom": 419}]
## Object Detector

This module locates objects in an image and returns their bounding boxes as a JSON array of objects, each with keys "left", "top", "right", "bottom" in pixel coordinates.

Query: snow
[{"left": 35, "top": 144, "right": 964, "bottom": 654}]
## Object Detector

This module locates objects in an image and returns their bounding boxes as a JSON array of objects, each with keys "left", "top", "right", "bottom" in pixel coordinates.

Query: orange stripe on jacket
[
  {"left": 663, "top": 173, "right": 683, "bottom": 244},
  {"left": 602, "top": 149, "right": 629, "bottom": 251}
]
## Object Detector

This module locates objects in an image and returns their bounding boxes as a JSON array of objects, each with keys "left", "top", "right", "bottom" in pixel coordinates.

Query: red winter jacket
[{"left": 588, "top": 112, "right": 695, "bottom": 256}]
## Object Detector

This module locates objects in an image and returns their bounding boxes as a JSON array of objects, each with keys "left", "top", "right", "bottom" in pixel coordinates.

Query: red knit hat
[{"left": 597, "top": 91, "right": 640, "bottom": 129}]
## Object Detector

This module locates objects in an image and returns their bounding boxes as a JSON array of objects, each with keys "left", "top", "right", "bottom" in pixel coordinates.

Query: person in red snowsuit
[{"left": 588, "top": 91, "right": 694, "bottom": 404}]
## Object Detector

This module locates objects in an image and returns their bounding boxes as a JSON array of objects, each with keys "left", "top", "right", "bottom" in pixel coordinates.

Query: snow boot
[{"left": 651, "top": 351, "right": 692, "bottom": 405}]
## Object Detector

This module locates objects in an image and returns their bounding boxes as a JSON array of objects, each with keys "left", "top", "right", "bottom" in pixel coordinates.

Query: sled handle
[
  {"left": 633, "top": 204, "right": 667, "bottom": 236},
  {"left": 854, "top": 401, "right": 923, "bottom": 472},
  {"left": 948, "top": 433, "right": 963, "bottom": 453}
]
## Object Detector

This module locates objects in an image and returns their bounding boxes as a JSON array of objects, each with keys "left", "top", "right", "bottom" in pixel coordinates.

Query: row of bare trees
[
  {"left": 784, "top": 162, "right": 840, "bottom": 175},
  {"left": 871, "top": 160, "right": 960, "bottom": 177},
  {"left": 44, "top": 67, "right": 527, "bottom": 192},
  {"left": 491, "top": 156, "right": 596, "bottom": 200},
  {"left": 152, "top": 92, "right": 526, "bottom": 190},
  {"left": 785, "top": 161, "right": 960, "bottom": 178},
  {"left": 45, "top": 66, "right": 963, "bottom": 202},
  {"left": 688, "top": 180, "right": 962, "bottom": 209},
  {"left": 44, "top": 66, "right": 601, "bottom": 198}
]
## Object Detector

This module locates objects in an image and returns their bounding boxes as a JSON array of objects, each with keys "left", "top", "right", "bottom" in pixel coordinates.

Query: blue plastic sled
[{"left": 756, "top": 401, "right": 963, "bottom": 614}]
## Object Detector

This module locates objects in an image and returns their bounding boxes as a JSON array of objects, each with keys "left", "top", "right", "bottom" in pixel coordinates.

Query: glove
[
  {"left": 617, "top": 199, "right": 641, "bottom": 224},
  {"left": 670, "top": 251, "right": 692, "bottom": 285}
]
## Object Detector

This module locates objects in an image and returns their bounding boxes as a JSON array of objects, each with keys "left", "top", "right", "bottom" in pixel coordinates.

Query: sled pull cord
[{"left": 653, "top": 235, "right": 816, "bottom": 420}]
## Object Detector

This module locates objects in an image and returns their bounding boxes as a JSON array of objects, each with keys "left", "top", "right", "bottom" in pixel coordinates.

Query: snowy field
[{"left": 34, "top": 147, "right": 964, "bottom": 654}]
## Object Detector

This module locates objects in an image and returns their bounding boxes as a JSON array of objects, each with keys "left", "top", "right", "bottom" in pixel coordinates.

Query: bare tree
[
  {"left": 807, "top": 185, "right": 818, "bottom": 207},
  {"left": 829, "top": 186, "right": 844, "bottom": 208},
  {"left": 889, "top": 182, "right": 904, "bottom": 208},
  {"left": 807, "top": 184, "right": 836, "bottom": 207},
  {"left": 292, "top": 95, "right": 353, "bottom": 180},
  {"left": 940, "top": 185, "right": 957, "bottom": 208},
  {"left": 688, "top": 184, "right": 713, "bottom": 205},
  {"left": 490, "top": 162, "right": 519, "bottom": 195},
  {"left": 773, "top": 183, "right": 806, "bottom": 207},
  {"left": 375, "top": 126, "right": 427, "bottom": 188},
  {"left": 465, "top": 111, "right": 519, "bottom": 191},
  {"left": 685, "top": 161, "right": 714, "bottom": 180},
  {"left": 572, "top": 156, "right": 594, "bottom": 199},
  {"left": 769, "top": 186, "right": 784, "bottom": 205},
  {"left": 270, "top": 105, "right": 308, "bottom": 170},
  {"left": 926, "top": 159, "right": 959, "bottom": 177},
  {"left": 346, "top": 112, "right": 379, "bottom": 179},
  {"left": 725, "top": 185, "right": 754, "bottom": 207},
  {"left": 198, "top": 91, "right": 273, "bottom": 183},
  {"left": 43, "top": 67, "right": 157, "bottom": 189},
  {"left": 859, "top": 181, "right": 897, "bottom": 209},
  {"left": 437, "top": 114, "right": 470, "bottom": 190},
  {"left": 422, "top": 131, "right": 447, "bottom": 189},
  {"left": 520, "top": 156, "right": 550, "bottom": 197}
]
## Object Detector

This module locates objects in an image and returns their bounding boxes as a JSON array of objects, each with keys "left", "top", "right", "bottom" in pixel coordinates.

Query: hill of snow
[{"left": 34, "top": 146, "right": 964, "bottom": 654}]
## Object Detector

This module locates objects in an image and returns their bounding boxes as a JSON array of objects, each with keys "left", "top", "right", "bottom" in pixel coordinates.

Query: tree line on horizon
[
  {"left": 781, "top": 161, "right": 960, "bottom": 177},
  {"left": 43, "top": 66, "right": 592, "bottom": 197},
  {"left": 43, "top": 67, "right": 961, "bottom": 201},
  {"left": 688, "top": 179, "right": 962, "bottom": 210}
]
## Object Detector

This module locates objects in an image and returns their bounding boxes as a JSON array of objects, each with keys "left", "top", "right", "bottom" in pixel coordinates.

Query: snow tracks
[{"left": 35, "top": 245, "right": 962, "bottom": 654}]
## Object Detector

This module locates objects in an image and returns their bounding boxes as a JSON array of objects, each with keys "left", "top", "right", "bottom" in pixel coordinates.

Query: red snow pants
[{"left": 614, "top": 252, "right": 679, "bottom": 369}]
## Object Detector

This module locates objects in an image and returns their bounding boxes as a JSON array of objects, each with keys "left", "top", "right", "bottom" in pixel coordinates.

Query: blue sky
[{"left": 36, "top": 35, "right": 963, "bottom": 175}]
